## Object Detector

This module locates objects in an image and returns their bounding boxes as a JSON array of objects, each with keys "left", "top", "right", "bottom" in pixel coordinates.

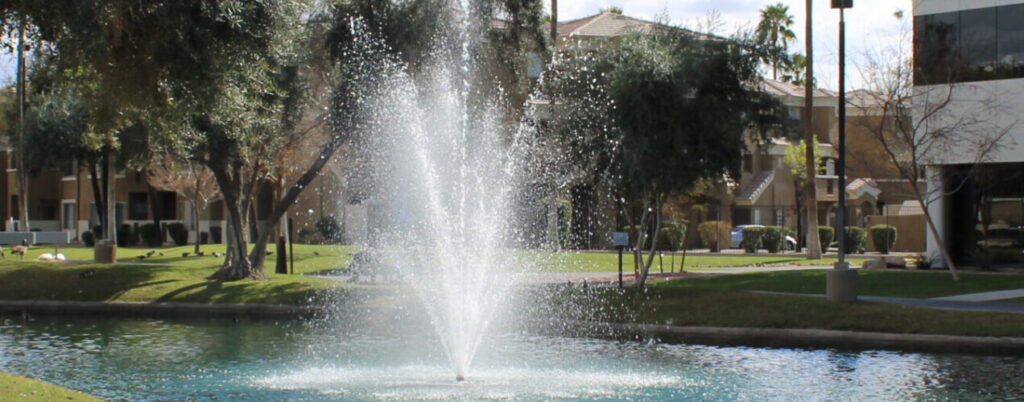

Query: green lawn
[
  {"left": 0, "top": 372, "right": 99, "bottom": 402},
  {"left": 530, "top": 251, "right": 866, "bottom": 272},
  {"left": 0, "top": 244, "right": 365, "bottom": 305},
  {"left": 563, "top": 287, "right": 1024, "bottom": 338},
  {"left": 656, "top": 269, "right": 1024, "bottom": 298}
]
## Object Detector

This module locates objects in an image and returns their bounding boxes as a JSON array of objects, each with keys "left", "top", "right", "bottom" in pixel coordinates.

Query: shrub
[
  {"left": 137, "top": 223, "right": 162, "bottom": 247},
  {"left": 843, "top": 227, "right": 868, "bottom": 254},
  {"left": 316, "top": 216, "right": 342, "bottom": 243},
  {"left": 818, "top": 226, "right": 835, "bottom": 252},
  {"left": 762, "top": 226, "right": 785, "bottom": 253},
  {"left": 869, "top": 224, "right": 898, "bottom": 254},
  {"left": 698, "top": 221, "right": 731, "bottom": 252},
  {"left": 297, "top": 228, "right": 316, "bottom": 244},
  {"left": 168, "top": 222, "right": 189, "bottom": 246},
  {"left": 117, "top": 224, "right": 138, "bottom": 247},
  {"left": 740, "top": 226, "right": 765, "bottom": 253},
  {"left": 81, "top": 231, "right": 95, "bottom": 247},
  {"left": 656, "top": 222, "right": 687, "bottom": 251}
]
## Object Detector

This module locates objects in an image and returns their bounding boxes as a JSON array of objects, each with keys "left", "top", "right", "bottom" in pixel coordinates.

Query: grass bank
[
  {"left": 531, "top": 251, "right": 867, "bottom": 272},
  {"left": 0, "top": 244, "right": 363, "bottom": 305},
  {"left": 657, "top": 269, "right": 1024, "bottom": 298},
  {"left": 0, "top": 372, "right": 99, "bottom": 401},
  {"left": 557, "top": 286, "right": 1024, "bottom": 338}
]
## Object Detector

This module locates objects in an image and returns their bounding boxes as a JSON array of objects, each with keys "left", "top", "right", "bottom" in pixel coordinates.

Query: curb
[
  {"left": 0, "top": 300, "right": 320, "bottom": 320},
  {"left": 553, "top": 321, "right": 1024, "bottom": 356}
]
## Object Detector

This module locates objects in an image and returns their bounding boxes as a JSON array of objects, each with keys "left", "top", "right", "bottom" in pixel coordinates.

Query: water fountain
[{"left": 339, "top": 0, "right": 530, "bottom": 381}]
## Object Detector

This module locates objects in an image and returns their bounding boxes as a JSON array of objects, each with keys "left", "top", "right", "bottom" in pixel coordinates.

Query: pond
[{"left": 1, "top": 316, "right": 1022, "bottom": 400}]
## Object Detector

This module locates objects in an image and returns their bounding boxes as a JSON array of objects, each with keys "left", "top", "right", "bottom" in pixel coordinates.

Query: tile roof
[
  {"left": 556, "top": 12, "right": 713, "bottom": 40},
  {"left": 761, "top": 79, "right": 835, "bottom": 99}
]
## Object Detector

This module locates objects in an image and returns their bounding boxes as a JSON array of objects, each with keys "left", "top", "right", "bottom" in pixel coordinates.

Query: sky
[
  {"left": 0, "top": 0, "right": 912, "bottom": 90},
  {"left": 552, "top": 0, "right": 913, "bottom": 90}
]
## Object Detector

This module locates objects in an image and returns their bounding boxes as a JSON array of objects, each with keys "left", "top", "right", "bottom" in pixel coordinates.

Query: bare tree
[
  {"left": 147, "top": 158, "right": 220, "bottom": 254},
  {"left": 858, "top": 15, "right": 1015, "bottom": 280}
]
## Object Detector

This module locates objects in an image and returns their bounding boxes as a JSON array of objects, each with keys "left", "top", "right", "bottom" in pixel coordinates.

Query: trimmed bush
[
  {"left": 81, "top": 231, "right": 95, "bottom": 247},
  {"left": 818, "top": 226, "right": 835, "bottom": 252},
  {"left": 740, "top": 226, "right": 765, "bottom": 253},
  {"left": 117, "top": 224, "right": 138, "bottom": 247},
  {"left": 168, "top": 222, "right": 189, "bottom": 246},
  {"left": 316, "top": 216, "right": 342, "bottom": 243},
  {"left": 137, "top": 223, "right": 162, "bottom": 247},
  {"left": 870, "top": 224, "right": 898, "bottom": 254},
  {"left": 762, "top": 226, "right": 785, "bottom": 253},
  {"left": 843, "top": 226, "right": 868, "bottom": 254},
  {"left": 698, "top": 221, "right": 731, "bottom": 252}
]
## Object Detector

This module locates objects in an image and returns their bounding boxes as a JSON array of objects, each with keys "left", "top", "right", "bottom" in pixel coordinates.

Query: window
[
  {"left": 62, "top": 202, "right": 76, "bottom": 230},
  {"left": 916, "top": 5, "right": 1024, "bottom": 84},
  {"left": 960, "top": 7, "right": 996, "bottom": 66},
  {"left": 40, "top": 199, "right": 59, "bottom": 221},
  {"left": 129, "top": 192, "right": 148, "bottom": 220},
  {"left": 158, "top": 192, "right": 176, "bottom": 220},
  {"left": 998, "top": 5, "right": 1024, "bottom": 65}
]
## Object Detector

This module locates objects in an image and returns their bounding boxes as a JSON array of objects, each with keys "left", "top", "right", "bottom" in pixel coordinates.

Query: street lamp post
[{"left": 827, "top": 0, "right": 858, "bottom": 302}]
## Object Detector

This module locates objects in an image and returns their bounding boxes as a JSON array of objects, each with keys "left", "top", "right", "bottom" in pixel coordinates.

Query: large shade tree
[
  {"left": 2, "top": 0, "right": 545, "bottom": 280},
  {"left": 542, "top": 29, "right": 788, "bottom": 287}
]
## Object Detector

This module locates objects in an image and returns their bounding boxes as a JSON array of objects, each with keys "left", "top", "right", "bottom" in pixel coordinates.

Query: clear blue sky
[{"left": 1, "top": 1, "right": 911, "bottom": 90}]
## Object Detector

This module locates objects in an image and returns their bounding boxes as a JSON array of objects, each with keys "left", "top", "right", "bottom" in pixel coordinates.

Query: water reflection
[{"left": 1, "top": 317, "right": 1022, "bottom": 400}]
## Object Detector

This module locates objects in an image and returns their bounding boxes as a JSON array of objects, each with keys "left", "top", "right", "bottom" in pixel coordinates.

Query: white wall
[{"left": 914, "top": 78, "right": 1024, "bottom": 166}]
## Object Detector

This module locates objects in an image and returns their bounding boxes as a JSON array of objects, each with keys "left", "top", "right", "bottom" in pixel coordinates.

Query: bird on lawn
[
  {"left": 136, "top": 255, "right": 147, "bottom": 260},
  {"left": 313, "top": 251, "right": 320, "bottom": 257},
  {"left": 146, "top": 250, "right": 156, "bottom": 258},
  {"left": 182, "top": 252, "right": 190, "bottom": 257}
]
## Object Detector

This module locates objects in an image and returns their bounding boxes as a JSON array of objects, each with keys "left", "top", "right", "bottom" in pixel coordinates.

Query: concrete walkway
[
  {"left": 753, "top": 291, "right": 1024, "bottom": 315},
  {"left": 930, "top": 289, "right": 1024, "bottom": 302}
]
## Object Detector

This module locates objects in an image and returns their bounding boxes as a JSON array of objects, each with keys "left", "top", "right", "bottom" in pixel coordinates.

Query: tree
[
  {"left": 147, "top": 158, "right": 220, "bottom": 254},
  {"left": 756, "top": 2, "right": 796, "bottom": 80},
  {"left": 802, "top": 0, "right": 822, "bottom": 259},
  {"left": 857, "top": 15, "right": 1014, "bottom": 280},
  {"left": 781, "top": 53, "right": 813, "bottom": 86},
  {"left": 782, "top": 138, "right": 822, "bottom": 250},
  {"left": 542, "top": 29, "right": 787, "bottom": 287}
]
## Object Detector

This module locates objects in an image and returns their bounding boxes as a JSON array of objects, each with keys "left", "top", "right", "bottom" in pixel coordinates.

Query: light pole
[{"left": 827, "top": 0, "right": 858, "bottom": 302}]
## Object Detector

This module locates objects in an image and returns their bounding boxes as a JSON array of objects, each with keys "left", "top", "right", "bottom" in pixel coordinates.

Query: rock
[
  {"left": 862, "top": 259, "right": 887, "bottom": 270},
  {"left": 884, "top": 256, "right": 907, "bottom": 269}
]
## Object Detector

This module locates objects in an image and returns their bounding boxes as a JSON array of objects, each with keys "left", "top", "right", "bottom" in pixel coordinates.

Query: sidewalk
[{"left": 753, "top": 291, "right": 1024, "bottom": 315}]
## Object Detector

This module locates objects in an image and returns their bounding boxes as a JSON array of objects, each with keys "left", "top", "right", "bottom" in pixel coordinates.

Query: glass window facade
[
  {"left": 915, "top": 4, "right": 1024, "bottom": 84},
  {"left": 947, "top": 163, "right": 1024, "bottom": 266}
]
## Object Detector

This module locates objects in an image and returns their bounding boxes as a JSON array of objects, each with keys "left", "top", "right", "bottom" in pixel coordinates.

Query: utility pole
[
  {"left": 16, "top": 15, "right": 30, "bottom": 232},
  {"left": 827, "top": 0, "right": 858, "bottom": 303},
  {"left": 550, "top": 0, "right": 558, "bottom": 43},
  {"left": 803, "top": 0, "right": 821, "bottom": 259}
]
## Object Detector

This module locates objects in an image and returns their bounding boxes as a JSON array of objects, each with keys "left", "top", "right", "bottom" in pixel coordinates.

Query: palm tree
[{"left": 756, "top": 2, "right": 796, "bottom": 80}]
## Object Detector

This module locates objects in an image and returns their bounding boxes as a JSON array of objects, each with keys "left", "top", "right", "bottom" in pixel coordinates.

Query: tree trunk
[
  {"left": 88, "top": 162, "right": 105, "bottom": 235},
  {"left": 15, "top": 16, "right": 29, "bottom": 232},
  {"left": 635, "top": 197, "right": 663, "bottom": 288},
  {"left": 209, "top": 165, "right": 259, "bottom": 281},
  {"left": 147, "top": 182, "right": 162, "bottom": 246},
  {"left": 794, "top": 180, "right": 802, "bottom": 250},
  {"left": 248, "top": 136, "right": 345, "bottom": 271},
  {"left": 915, "top": 192, "right": 960, "bottom": 280},
  {"left": 192, "top": 199, "right": 202, "bottom": 254},
  {"left": 802, "top": 0, "right": 822, "bottom": 259}
]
